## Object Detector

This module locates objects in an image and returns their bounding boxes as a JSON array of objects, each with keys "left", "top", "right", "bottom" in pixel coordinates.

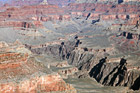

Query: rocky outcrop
[
  {"left": 110, "top": 29, "right": 140, "bottom": 53},
  {"left": 63, "top": 44, "right": 140, "bottom": 90},
  {"left": 67, "top": 49, "right": 140, "bottom": 90},
  {"left": 0, "top": 41, "right": 77, "bottom": 93},
  {"left": 89, "top": 58, "right": 127, "bottom": 86},
  {"left": 25, "top": 32, "right": 140, "bottom": 91},
  {"left": 0, "top": 73, "right": 76, "bottom": 93},
  {"left": 0, "top": 19, "right": 44, "bottom": 28},
  {"left": 0, "top": 21, "right": 32, "bottom": 28},
  {"left": 0, "top": 3, "right": 139, "bottom": 29},
  {"left": 0, "top": 0, "right": 140, "bottom": 92},
  {"left": 0, "top": 1, "right": 138, "bottom": 92},
  {"left": 26, "top": 39, "right": 81, "bottom": 60},
  {"left": 68, "top": 50, "right": 94, "bottom": 71},
  {"left": 0, "top": 53, "right": 28, "bottom": 69},
  {"left": 68, "top": 3, "right": 140, "bottom": 21},
  {"left": 0, "top": 3, "right": 139, "bottom": 21},
  {"left": 88, "top": 58, "right": 140, "bottom": 90},
  {"left": 58, "top": 67, "right": 78, "bottom": 78},
  {"left": 0, "top": 41, "right": 9, "bottom": 48}
]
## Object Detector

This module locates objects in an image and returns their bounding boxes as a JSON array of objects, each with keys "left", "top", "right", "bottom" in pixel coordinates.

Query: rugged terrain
[
  {"left": 0, "top": 41, "right": 76, "bottom": 93},
  {"left": 0, "top": 0, "right": 140, "bottom": 92}
]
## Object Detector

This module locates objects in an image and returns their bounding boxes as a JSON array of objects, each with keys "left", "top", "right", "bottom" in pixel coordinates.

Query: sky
[
  {"left": 0, "top": 0, "right": 10, "bottom": 3},
  {"left": 0, "top": 0, "right": 7, "bottom": 2}
]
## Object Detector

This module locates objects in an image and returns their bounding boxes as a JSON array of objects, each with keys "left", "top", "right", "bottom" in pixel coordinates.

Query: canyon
[
  {"left": 0, "top": 41, "right": 76, "bottom": 93},
  {"left": 0, "top": 0, "right": 139, "bottom": 93}
]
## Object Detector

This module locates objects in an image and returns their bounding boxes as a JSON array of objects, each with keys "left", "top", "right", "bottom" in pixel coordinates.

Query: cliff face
[
  {"left": 26, "top": 39, "right": 80, "bottom": 60},
  {"left": 0, "top": 41, "right": 77, "bottom": 93},
  {"left": 88, "top": 58, "right": 140, "bottom": 91},
  {"left": 0, "top": 0, "right": 139, "bottom": 92},
  {"left": 0, "top": 3, "right": 139, "bottom": 29},
  {"left": 0, "top": 73, "right": 76, "bottom": 93},
  {"left": 68, "top": 50, "right": 94, "bottom": 71},
  {"left": 28, "top": 36, "right": 140, "bottom": 91},
  {"left": 68, "top": 49, "right": 140, "bottom": 90},
  {"left": 110, "top": 29, "right": 140, "bottom": 53}
]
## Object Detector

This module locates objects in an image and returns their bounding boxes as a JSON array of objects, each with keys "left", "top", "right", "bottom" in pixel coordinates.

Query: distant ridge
[
  {"left": 40, "top": 0, "right": 48, "bottom": 5},
  {"left": 3, "top": 0, "right": 75, "bottom": 6}
]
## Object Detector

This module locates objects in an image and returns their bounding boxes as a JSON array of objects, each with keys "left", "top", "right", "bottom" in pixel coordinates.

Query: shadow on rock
[
  {"left": 89, "top": 57, "right": 107, "bottom": 82},
  {"left": 131, "top": 75, "right": 140, "bottom": 90}
]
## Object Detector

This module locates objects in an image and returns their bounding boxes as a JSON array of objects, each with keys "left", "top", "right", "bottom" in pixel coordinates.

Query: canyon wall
[
  {"left": 0, "top": 3, "right": 139, "bottom": 28},
  {"left": 27, "top": 35, "right": 140, "bottom": 91},
  {"left": 0, "top": 74, "right": 76, "bottom": 93},
  {"left": 0, "top": 41, "right": 77, "bottom": 93},
  {"left": 0, "top": 0, "right": 139, "bottom": 92}
]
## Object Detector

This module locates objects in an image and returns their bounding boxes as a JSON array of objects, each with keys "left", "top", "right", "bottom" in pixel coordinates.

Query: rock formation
[
  {"left": 0, "top": 0, "right": 140, "bottom": 92},
  {"left": 0, "top": 41, "right": 76, "bottom": 93}
]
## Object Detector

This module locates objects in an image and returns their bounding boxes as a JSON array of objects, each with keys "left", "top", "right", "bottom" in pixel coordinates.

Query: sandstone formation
[
  {"left": 0, "top": 0, "right": 140, "bottom": 92},
  {"left": 0, "top": 41, "right": 76, "bottom": 93},
  {"left": 0, "top": 3, "right": 139, "bottom": 30},
  {"left": 0, "top": 73, "right": 76, "bottom": 93}
]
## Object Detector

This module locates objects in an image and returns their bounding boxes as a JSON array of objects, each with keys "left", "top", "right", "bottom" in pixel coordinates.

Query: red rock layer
[
  {"left": 0, "top": 74, "right": 76, "bottom": 93},
  {"left": 110, "top": 31, "right": 140, "bottom": 53},
  {"left": 0, "top": 3, "right": 139, "bottom": 28},
  {"left": 0, "top": 53, "right": 28, "bottom": 69},
  {"left": 68, "top": 3, "right": 140, "bottom": 20},
  {"left": 0, "top": 57, "right": 76, "bottom": 93}
]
